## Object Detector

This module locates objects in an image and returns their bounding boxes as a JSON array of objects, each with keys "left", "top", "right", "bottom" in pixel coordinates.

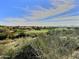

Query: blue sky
[{"left": 0, "top": 0, "right": 79, "bottom": 26}]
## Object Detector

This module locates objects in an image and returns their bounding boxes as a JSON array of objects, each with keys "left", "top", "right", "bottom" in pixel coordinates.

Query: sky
[{"left": 0, "top": 0, "right": 79, "bottom": 26}]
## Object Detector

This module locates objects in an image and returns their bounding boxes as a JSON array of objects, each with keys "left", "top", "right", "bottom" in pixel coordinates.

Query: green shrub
[
  {"left": 2, "top": 28, "right": 79, "bottom": 59},
  {"left": 30, "top": 28, "right": 79, "bottom": 59},
  {"left": 0, "top": 33, "right": 7, "bottom": 40}
]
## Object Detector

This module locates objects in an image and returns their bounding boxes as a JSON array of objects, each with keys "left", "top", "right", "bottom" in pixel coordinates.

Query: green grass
[{"left": 26, "top": 29, "right": 48, "bottom": 34}]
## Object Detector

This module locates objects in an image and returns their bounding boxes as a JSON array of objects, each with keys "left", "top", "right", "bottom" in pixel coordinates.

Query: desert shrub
[
  {"left": 30, "top": 28, "right": 79, "bottom": 59},
  {"left": 4, "top": 45, "right": 39, "bottom": 59},
  {"left": 26, "top": 33, "right": 36, "bottom": 38},
  {"left": 2, "top": 28, "right": 79, "bottom": 59},
  {"left": 13, "top": 45, "right": 41, "bottom": 59},
  {"left": 0, "top": 45, "right": 6, "bottom": 55},
  {"left": 32, "top": 26, "right": 41, "bottom": 30},
  {"left": 15, "top": 32, "right": 26, "bottom": 38},
  {"left": 10, "top": 30, "right": 26, "bottom": 39},
  {"left": 0, "top": 33, "right": 7, "bottom": 40},
  {"left": 3, "top": 38, "right": 41, "bottom": 59}
]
